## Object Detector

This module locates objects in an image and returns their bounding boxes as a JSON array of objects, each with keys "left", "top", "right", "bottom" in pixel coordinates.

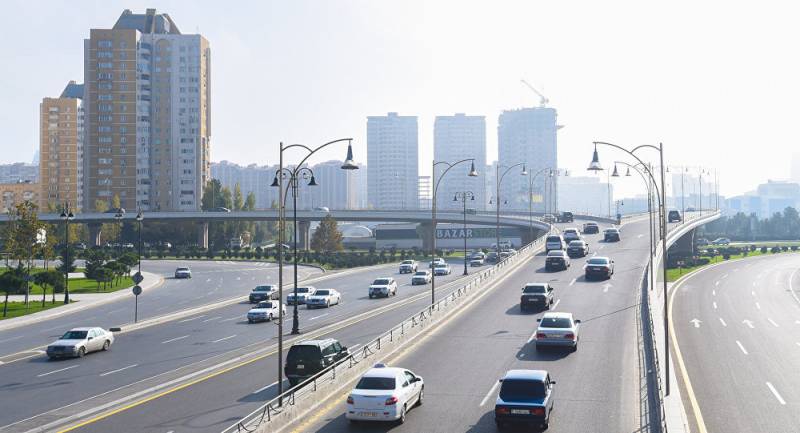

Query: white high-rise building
[
  {"left": 433, "top": 113, "right": 486, "bottom": 211},
  {"left": 309, "top": 160, "right": 358, "bottom": 210},
  {"left": 558, "top": 176, "right": 613, "bottom": 217},
  {"left": 497, "top": 107, "right": 558, "bottom": 211},
  {"left": 367, "top": 112, "right": 419, "bottom": 210}
]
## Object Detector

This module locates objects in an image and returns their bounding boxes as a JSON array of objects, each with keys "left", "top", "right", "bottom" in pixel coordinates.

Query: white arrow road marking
[
  {"left": 38, "top": 365, "right": 79, "bottom": 377},
  {"left": 756, "top": 302, "right": 761, "bottom": 310},
  {"left": 736, "top": 340, "right": 749, "bottom": 355},
  {"left": 713, "top": 302, "right": 718, "bottom": 310},
  {"left": 161, "top": 335, "right": 189, "bottom": 344},
  {"left": 766, "top": 382, "right": 786, "bottom": 405},
  {"left": 743, "top": 320, "right": 755, "bottom": 328},
  {"left": 768, "top": 318, "right": 779, "bottom": 327},
  {"left": 100, "top": 364, "right": 138, "bottom": 377},
  {"left": 236, "top": 277, "right": 241, "bottom": 281},
  {"left": 212, "top": 334, "right": 237, "bottom": 343},
  {"left": 480, "top": 381, "right": 501, "bottom": 407},
  {"left": 603, "top": 283, "right": 612, "bottom": 293},
  {"left": 690, "top": 318, "right": 702, "bottom": 328},
  {"left": 719, "top": 318, "right": 728, "bottom": 327}
]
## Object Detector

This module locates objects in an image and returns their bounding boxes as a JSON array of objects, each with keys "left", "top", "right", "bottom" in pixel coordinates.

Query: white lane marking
[
  {"left": 752, "top": 281, "right": 757, "bottom": 287},
  {"left": 552, "top": 299, "right": 561, "bottom": 310},
  {"left": 766, "top": 382, "right": 787, "bottom": 405},
  {"left": 712, "top": 290, "right": 716, "bottom": 296},
  {"left": 220, "top": 316, "right": 240, "bottom": 322},
  {"left": 309, "top": 313, "right": 329, "bottom": 321},
  {"left": 206, "top": 292, "right": 213, "bottom": 296},
  {"left": 796, "top": 342, "right": 800, "bottom": 348},
  {"left": 252, "top": 380, "right": 279, "bottom": 394},
  {"left": 202, "top": 316, "right": 222, "bottom": 323},
  {"left": 211, "top": 334, "right": 237, "bottom": 343},
  {"left": 713, "top": 302, "right": 717, "bottom": 310},
  {"left": 768, "top": 318, "right": 779, "bottom": 327},
  {"left": 569, "top": 278, "right": 576, "bottom": 286},
  {"left": 603, "top": 283, "right": 612, "bottom": 293},
  {"left": 756, "top": 302, "right": 761, "bottom": 310},
  {"left": 252, "top": 277, "right": 256, "bottom": 281},
  {"left": 99, "top": 364, "right": 138, "bottom": 377},
  {"left": 236, "top": 277, "right": 241, "bottom": 281},
  {"left": 479, "top": 380, "right": 501, "bottom": 407},
  {"left": 527, "top": 331, "right": 537, "bottom": 343},
  {"left": 105, "top": 308, "right": 123, "bottom": 315},
  {"left": 637, "top": 234, "right": 644, "bottom": 238},
  {"left": 751, "top": 291, "right": 756, "bottom": 297},
  {"left": 38, "top": 365, "right": 79, "bottom": 377},
  {"left": 161, "top": 335, "right": 189, "bottom": 344},
  {"left": 598, "top": 245, "right": 605, "bottom": 250},
  {"left": 178, "top": 315, "right": 207, "bottom": 323},
  {"left": 0, "top": 335, "right": 23, "bottom": 344},
  {"left": 715, "top": 281, "right": 720, "bottom": 287},
  {"left": 743, "top": 320, "right": 755, "bottom": 328},
  {"left": 719, "top": 318, "right": 727, "bottom": 327},
  {"left": 736, "top": 340, "right": 749, "bottom": 355},
  {"left": 205, "top": 278, "right": 211, "bottom": 283},
  {"left": 722, "top": 273, "right": 729, "bottom": 279}
]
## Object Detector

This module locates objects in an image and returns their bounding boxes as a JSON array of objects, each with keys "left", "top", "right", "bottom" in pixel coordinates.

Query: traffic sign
[
  {"left": 133, "top": 272, "right": 144, "bottom": 284},
  {"left": 132, "top": 285, "right": 142, "bottom": 296}
]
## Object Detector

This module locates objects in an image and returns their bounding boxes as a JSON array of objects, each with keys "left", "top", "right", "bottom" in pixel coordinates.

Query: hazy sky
[{"left": 2, "top": 0, "right": 799, "bottom": 198}]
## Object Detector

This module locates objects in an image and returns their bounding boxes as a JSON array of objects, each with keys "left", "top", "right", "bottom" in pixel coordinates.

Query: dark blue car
[{"left": 494, "top": 370, "right": 555, "bottom": 430}]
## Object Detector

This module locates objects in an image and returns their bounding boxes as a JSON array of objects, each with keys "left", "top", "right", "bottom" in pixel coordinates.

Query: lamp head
[
  {"left": 468, "top": 160, "right": 478, "bottom": 177},
  {"left": 587, "top": 144, "right": 603, "bottom": 171},
  {"left": 340, "top": 141, "right": 359, "bottom": 170},
  {"left": 270, "top": 175, "right": 280, "bottom": 187},
  {"left": 612, "top": 164, "right": 620, "bottom": 177},
  {"left": 307, "top": 175, "right": 318, "bottom": 187}
]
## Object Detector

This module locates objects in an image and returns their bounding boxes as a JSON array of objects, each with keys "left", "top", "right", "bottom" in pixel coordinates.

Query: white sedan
[
  {"left": 535, "top": 312, "right": 581, "bottom": 351},
  {"left": 46, "top": 327, "right": 115, "bottom": 359},
  {"left": 247, "top": 301, "right": 286, "bottom": 323},
  {"left": 306, "top": 289, "right": 342, "bottom": 309},
  {"left": 346, "top": 364, "right": 424, "bottom": 424},
  {"left": 433, "top": 263, "right": 452, "bottom": 276}
]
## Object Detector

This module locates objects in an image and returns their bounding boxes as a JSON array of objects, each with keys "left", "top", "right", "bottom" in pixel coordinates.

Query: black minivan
[{"left": 285, "top": 338, "right": 350, "bottom": 386}]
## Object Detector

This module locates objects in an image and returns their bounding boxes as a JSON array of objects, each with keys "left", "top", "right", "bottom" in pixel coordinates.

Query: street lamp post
[
  {"left": 60, "top": 204, "right": 75, "bottom": 304},
  {"left": 135, "top": 211, "right": 143, "bottom": 323},
  {"left": 613, "top": 161, "right": 656, "bottom": 291},
  {"left": 432, "top": 159, "right": 478, "bottom": 304},
  {"left": 589, "top": 140, "right": 670, "bottom": 395},
  {"left": 494, "top": 163, "right": 528, "bottom": 255},
  {"left": 525, "top": 167, "right": 557, "bottom": 242},
  {"left": 453, "top": 191, "right": 475, "bottom": 275},
  {"left": 271, "top": 139, "right": 357, "bottom": 401}
]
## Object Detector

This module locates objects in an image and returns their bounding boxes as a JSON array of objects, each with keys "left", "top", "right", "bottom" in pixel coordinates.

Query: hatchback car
[
  {"left": 535, "top": 312, "right": 581, "bottom": 351},
  {"left": 47, "top": 327, "right": 115, "bottom": 359},
  {"left": 286, "top": 286, "right": 317, "bottom": 305},
  {"left": 520, "top": 283, "right": 554, "bottom": 311},
  {"left": 249, "top": 285, "right": 279, "bottom": 303},
  {"left": 566, "top": 240, "right": 589, "bottom": 258},
  {"left": 545, "top": 235, "right": 565, "bottom": 252},
  {"left": 494, "top": 370, "right": 555, "bottom": 430},
  {"left": 582, "top": 222, "right": 600, "bottom": 234},
  {"left": 306, "top": 289, "right": 342, "bottom": 309},
  {"left": 584, "top": 256, "right": 615, "bottom": 280},
  {"left": 284, "top": 339, "right": 350, "bottom": 386},
  {"left": 247, "top": 301, "right": 286, "bottom": 323},
  {"left": 603, "top": 228, "right": 621, "bottom": 242},
  {"left": 174, "top": 267, "right": 192, "bottom": 279},
  {"left": 346, "top": 364, "right": 424, "bottom": 424},
  {"left": 545, "top": 250, "right": 570, "bottom": 271},
  {"left": 411, "top": 270, "right": 432, "bottom": 285},
  {"left": 369, "top": 278, "right": 398, "bottom": 298}
]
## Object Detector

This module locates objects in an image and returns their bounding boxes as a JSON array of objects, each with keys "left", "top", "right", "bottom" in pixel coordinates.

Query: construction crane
[{"left": 520, "top": 79, "right": 549, "bottom": 107}]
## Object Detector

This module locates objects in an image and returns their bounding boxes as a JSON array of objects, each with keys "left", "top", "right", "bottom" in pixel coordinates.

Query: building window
[
  {"left": 98, "top": 137, "right": 112, "bottom": 144},
  {"left": 98, "top": 126, "right": 112, "bottom": 133},
  {"left": 99, "top": 115, "right": 112, "bottom": 122},
  {"left": 98, "top": 62, "right": 113, "bottom": 68},
  {"left": 97, "top": 72, "right": 113, "bottom": 80},
  {"left": 98, "top": 40, "right": 112, "bottom": 48}
]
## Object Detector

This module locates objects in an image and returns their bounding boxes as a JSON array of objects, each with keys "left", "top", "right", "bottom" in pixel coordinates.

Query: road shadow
[
  {"left": 505, "top": 304, "right": 548, "bottom": 316},
  {"left": 516, "top": 339, "right": 572, "bottom": 362},
  {"left": 464, "top": 410, "right": 499, "bottom": 433}
]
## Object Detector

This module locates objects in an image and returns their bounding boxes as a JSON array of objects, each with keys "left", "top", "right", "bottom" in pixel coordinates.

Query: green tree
[
  {"left": 84, "top": 248, "right": 108, "bottom": 283},
  {"left": 0, "top": 265, "right": 25, "bottom": 317},
  {"left": 33, "top": 270, "right": 63, "bottom": 307},
  {"left": 233, "top": 183, "right": 244, "bottom": 211},
  {"left": 3, "top": 201, "right": 46, "bottom": 306},
  {"left": 310, "top": 215, "right": 344, "bottom": 253},
  {"left": 244, "top": 192, "right": 256, "bottom": 211}
]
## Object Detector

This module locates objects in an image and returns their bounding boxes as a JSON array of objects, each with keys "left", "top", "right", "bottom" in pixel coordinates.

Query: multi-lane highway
[
  {"left": 671, "top": 252, "right": 800, "bottom": 433},
  {"left": 293, "top": 217, "right": 659, "bottom": 433}
]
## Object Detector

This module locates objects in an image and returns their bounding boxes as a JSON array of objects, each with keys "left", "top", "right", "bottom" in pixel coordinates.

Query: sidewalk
[{"left": 0, "top": 271, "right": 163, "bottom": 332}]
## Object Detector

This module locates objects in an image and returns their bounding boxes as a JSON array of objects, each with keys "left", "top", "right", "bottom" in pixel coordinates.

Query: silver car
[
  {"left": 47, "top": 327, "right": 115, "bottom": 359},
  {"left": 535, "top": 312, "right": 581, "bottom": 351}
]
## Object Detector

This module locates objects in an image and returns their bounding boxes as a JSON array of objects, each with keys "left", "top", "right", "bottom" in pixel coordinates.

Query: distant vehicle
[
  {"left": 542, "top": 214, "right": 557, "bottom": 224},
  {"left": 686, "top": 207, "right": 697, "bottom": 212},
  {"left": 696, "top": 238, "right": 710, "bottom": 246},
  {"left": 210, "top": 207, "right": 231, "bottom": 212},
  {"left": 229, "top": 236, "right": 249, "bottom": 249},
  {"left": 494, "top": 369, "right": 555, "bottom": 430},
  {"left": 557, "top": 211, "right": 574, "bottom": 223},
  {"left": 429, "top": 257, "right": 446, "bottom": 268},
  {"left": 465, "top": 208, "right": 477, "bottom": 215},
  {"left": 545, "top": 235, "right": 565, "bottom": 252},
  {"left": 122, "top": 243, "right": 134, "bottom": 249},
  {"left": 314, "top": 206, "right": 330, "bottom": 212},
  {"left": 174, "top": 267, "right": 192, "bottom": 279},
  {"left": 46, "top": 327, "right": 114, "bottom": 359},
  {"left": 712, "top": 237, "right": 731, "bottom": 245},
  {"left": 306, "top": 289, "right": 342, "bottom": 309},
  {"left": 249, "top": 285, "right": 280, "bottom": 303},
  {"left": 411, "top": 270, "right": 432, "bottom": 285},
  {"left": 433, "top": 263, "right": 452, "bottom": 276},
  {"left": 284, "top": 338, "right": 349, "bottom": 386},
  {"left": 545, "top": 250, "right": 570, "bottom": 271},
  {"left": 486, "top": 252, "right": 499, "bottom": 263},
  {"left": 584, "top": 256, "right": 615, "bottom": 280},
  {"left": 507, "top": 248, "right": 517, "bottom": 256},
  {"left": 286, "top": 286, "right": 317, "bottom": 305},
  {"left": 582, "top": 222, "right": 600, "bottom": 234},
  {"left": 520, "top": 283, "right": 554, "bottom": 311},
  {"left": 668, "top": 210, "right": 682, "bottom": 222},
  {"left": 567, "top": 240, "right": 589, "bottom": 258},
  {"left": 470, "top": 256, "right": 485, "bottom": 266},
  {"left": 499, "top": 251, "right": 511, "bottom": 259},
  {"left": 603, "top": 228, "right": 621, "bottom": 242},
  {"left": 369, "top": 278, "right": 398, "bottom": 298},
  {"left": 470, "top": 251, "right": 486, "bottom": 260},
  {"left": 399, "top": 260, "right": 418, "bottom": 274},
  {"left": 562, "top": 228, "right": 581, "bottom": 243},
  {"left": 247, "top": 301, "right": 286, "bottom": 323},
  {"left": 535, "top": 312, "right": 581, "bottom": 351},
  {"left": 491, "top": 241, "right": 513, "bottom": 251},
  {"left": 346, "top": 364, "right": 424, "bottom": 423}
]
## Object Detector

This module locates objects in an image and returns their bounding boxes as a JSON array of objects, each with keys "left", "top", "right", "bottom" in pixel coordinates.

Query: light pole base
[{"left": 291, "top": 329, "right": 301, "bottom": 335}]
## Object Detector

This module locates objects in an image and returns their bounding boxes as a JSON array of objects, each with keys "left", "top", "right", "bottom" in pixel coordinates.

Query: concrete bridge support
[
  {"left": 88, "top": 223, "right": 102, "bottom": 247},
  {"left": 298, "top": 220, "right": 311, "bottom": 251},
  {"left": 197, "top": 222, "right": 209, "bottom": 250}
]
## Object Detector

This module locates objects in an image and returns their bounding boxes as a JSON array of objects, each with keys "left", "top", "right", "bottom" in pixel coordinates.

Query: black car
[
  {"left": 584, "top": 256, "right": 614, "bottom": 280},
  {"left": 567, "top": 240, "right": 589, "bottom": 258},
  {"left": 495, "top": 370, "right": 555, "bottom": 430},
  {"left": 668, "top": 210, "right": 682, "bottom": 222},
  {"left": 284, "top": 339, "right": 350, "bottom": 386},
  {"left": 520, "top": 283, "right": 554, "bottom": 311},
  {"left": 557, "top": 211, "right": 574, "bottom": 223},
  {"left": 249, "top": 285, "right": 279, "bottom": 303},
  {"left": 603, "top": 228, "right": 621, "bottom": 242}
]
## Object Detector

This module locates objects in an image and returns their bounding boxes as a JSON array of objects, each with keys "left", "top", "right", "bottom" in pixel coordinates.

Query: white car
[
  {"left": 433, "top": 263, "right": 452, "bottom": 276},
  {"left": 346, "top": 364, "right": 424, "bottom": 424},
  {"left": 306, "top": 289, "right": 342, "bottom": 309},
  {"left": 369, "top": 278, "right": 397, "bottom": 298},
  {"left": 562, "top": 228, "right": 581, "bottom": 243},
  {"left": 469, "top": 257, "right": 485, "bottom": 266},
  {"left": 411, "top": 270, "right": 432, "bottom": 285},
  {"left": 286, "top": 286, "right": 316, "bottom": 305},
  {"left": 535, "top": 312, "right": 581, "bottom": 351},
  {"left": 174, "top": 267, "right": 192, "bottom": 279},
  {"left": 428, "top": 257, "right": 445, "bottom": 268},
  {"left": 247, "top": 301, "right": 286, "bottom": 323},
  {"left": 46, "top": 327, "right": 115, "bottom": 359},
  {"left": 399, "top": 260, "right": 418, "bottom": 274}
]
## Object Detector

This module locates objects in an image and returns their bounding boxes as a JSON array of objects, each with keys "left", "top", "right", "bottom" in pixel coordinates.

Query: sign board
[
  {"left": 132, "top": 285, "right": 142, "bottom": 296},
  {"left": 132, "top": 272, "right": 144, "bottom": 284}
]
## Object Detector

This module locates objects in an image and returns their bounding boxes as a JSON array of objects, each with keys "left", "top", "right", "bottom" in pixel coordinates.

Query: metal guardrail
[{"left": 221, "top": 230, "right": 551, "bottom": 433}]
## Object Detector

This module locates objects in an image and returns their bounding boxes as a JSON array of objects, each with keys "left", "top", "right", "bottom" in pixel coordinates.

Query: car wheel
[
  {"left": 545, "top": 302, "right": 550, "bottom": 310},
  {"left": 369, "top": 294, "right": 373, "bottom": 299},
  {"left": 77, "top": 347, "right": 85, "bottom": 358},
  {"left": 416, "top": 387, "right": 424, "bottom": 406},
  {"left": 102, "top": 340, "right": 110, "bottom": 351},
  {"left": 398, "top": 405, "right": 407, "bottom": 424},
  {"left": 268, "top": 313, "right": 274, "bottom": 321},
  {"left": 326, "top": 301, "right": 330, "bottom": 308},
  {"left": 248, "top": 319, "right": 254, "bottom": 324}
]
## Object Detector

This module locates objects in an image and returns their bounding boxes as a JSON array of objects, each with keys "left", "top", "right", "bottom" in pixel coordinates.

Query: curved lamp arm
[{"left": 593, "top": 141, "right": 662, "bottom": 208}]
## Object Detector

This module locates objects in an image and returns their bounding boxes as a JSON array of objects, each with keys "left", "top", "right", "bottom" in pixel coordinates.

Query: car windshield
[
  {"left": 287, "top": 345, "right": 320, "bottom": 363},
  {"left": 256, "top": 302, "right": 274, "bottom": 309},
  {"left": 435, "top": 263, "right": 448, "bottom": 268},
  {"left": 569, "top": 241, "right": 585, "bottom": 247},
  {"left": 373, "top": 279, "right": 390, "bottom": 285},
  {"left": 355, "top": 376, "right": 396, "bottom": 390},
  {"left": 176, "top": 268, "right": 189, "bottom": 271},
  {"left": 546, "top": 236, "right": 561, "bottom": 242},
  {"left": 402, "top": 260, "right": 414, "bottom": 264},
  {"left": 315, "top": 290, "right": 330, "bottom": 296},
  {"left": 539, "top": 317, "right": 573, "bottom": 328},
  {"left": 61, "top": 330, "right": 88, "bottom": 340},
  {"left": 296, "top": 287, "right": 311, "bottom": 293},
  {"left": 547, "top": 251, "right": 564, "bottom": 257},
  {"left": 499, "top": 380, "right": 546, "bottom": 402},
  {"left": 253, "top": 286, "right": 273, "bottom": 292},
  {"left": 523, "top": 285, "right": 546, "bottom": 294},
  {"left": 565, "top": 230, "right": 577, "bottom": 234},
  {"left": 588, "top": 258, "right": 609, "bottom": 265},
  {"left": 414, "top": 272, "right": 427, "bottom": 276}
]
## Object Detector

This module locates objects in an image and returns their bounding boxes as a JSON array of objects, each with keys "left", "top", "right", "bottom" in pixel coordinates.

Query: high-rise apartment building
[
  {"left": 433, "top": 113, "right": 486, "bottom": 211},
  {"left": 40, "top": 81, "right": 84, "bottom": 211},
  {"left": 0, "top": 163, "right": 39, "bottom": 184},
  {"left": 367, "top": 112, "right": 419, "bottom": 210},
  {"left": 211, "top": 161, "right": 279, "bottom": 210},
  {"left": 310, "top": 160, "right": 358, "bottom": 210},
  {"left": 84, "top": 9, "right": 210, "bottom": 211},
  {"left": 497, "top": 107, "right": 558, "bottom": 211}
]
